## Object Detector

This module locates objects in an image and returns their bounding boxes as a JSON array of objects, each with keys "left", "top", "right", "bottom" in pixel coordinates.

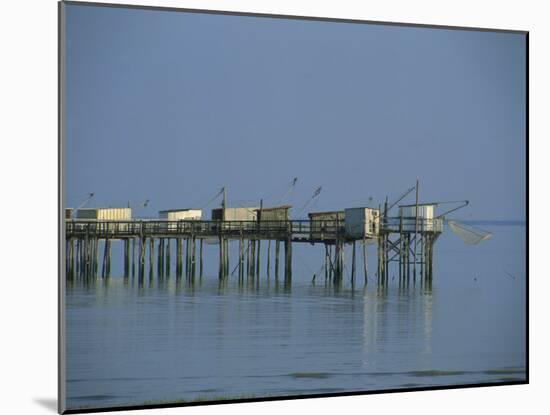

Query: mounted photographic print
[{"left": 58, "top": 1, "right": 528, "bottom": 413}]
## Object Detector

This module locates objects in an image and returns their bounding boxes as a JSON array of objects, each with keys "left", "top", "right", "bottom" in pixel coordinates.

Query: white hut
[
  {"left": 159, "top": 209, "right": 202, "bottom": 221},
  {"left": 344, "top": 207, "right": 380, "bottom": 238},
  {"left": 76, "top": 207, "right": 132, "bottom": 220}
]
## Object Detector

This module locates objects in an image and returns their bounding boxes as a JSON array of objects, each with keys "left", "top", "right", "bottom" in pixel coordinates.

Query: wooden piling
[
  {"left": 413, "top": 179, "right": 420, "bottom": 281},
  {"left": 191, "top": 236, "right": 197, "bottom": 279},
  {"left": 239, "top": 237, "right": 244, "bottom": 281},
  {"left": 324, "top": 244, "right": 329, "bottom": 280},
  {"left": 351, "top": 241, "right": 356, "bottom": 284},
  {"left": 103, "top": 238, "right": 111, "bottom": 278},
  {"left": 157, "top": 239, "right": 162, "bottom": 278},
  {"left": 275, "top": 240, "right": 280, "bottom": 279},
  {"left": 362, "top": 238, "right": 368, "bottom": 285},
  {"left": 149, "top": 238, "right": 154, "bottom": 279},
  {"left": 131, "top": 238, "right": 136, "bottom": 278},
  {"left": 124, "top": 239, "right": 130, "bottom": 278},
  {"left": 284, "top": 238, "right": 292, "bottom": 283},
  {"left": 266, "top": 240, "right": 271, "bottom": 278},
  {"left": 186, "top": 237, "right": 191, "bottom": 279},
  {"left": 250, "top": 239, "right": 256, "bottom": 279},
  {"left": 256, "top": 239, "right": 261, "bottom": 277},
  {"left": 139, "top": 237, "right": 145, "bottom": 279},
  {"left": 246, "top": 239, "right": 251, "bottom": 278},
  {"left": 219, "top": 236, "right": 224, "bottom": 280},
  {"left": 225, "top": 238, "right": 229, "bottom": 279},
  {"left": 65, "top": 210, "right": 441, "bottom": 288},
  {"left": 176, "top": 238, "right": 182, "bottom": 278},
  {"left": 165, "top": 238, "right": 170, "bottom": 277},
  {"left": 199, "top": 238, "right": 204, "bottom": 278},
  {"left": 66, "top": 238, "right": 72, "bottom": 280}
]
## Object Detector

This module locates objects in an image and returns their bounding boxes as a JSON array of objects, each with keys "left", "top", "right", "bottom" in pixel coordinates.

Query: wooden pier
[{"left": 65, "top": 216, "right": 443, "bottom": 287}]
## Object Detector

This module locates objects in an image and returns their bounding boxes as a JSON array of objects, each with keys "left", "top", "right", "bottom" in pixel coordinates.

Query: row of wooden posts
[
  {"left": 65, "top": 235, "right": 295, "bottom": 282},
  {"left": 376, "top": 232, "right": 435, "bottom": 288},
  {"left": 66, "top": 233, "right": 434, "bottom": 286}
]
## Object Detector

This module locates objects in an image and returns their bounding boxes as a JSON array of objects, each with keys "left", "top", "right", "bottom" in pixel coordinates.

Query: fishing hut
[
  {"left": 308, "top": 210, "right": 345, "bottom": 241},
  {"left": 210, "top": 207, "right": 259, "bottom": 280},
  {"left": 254, "top": 205, "right": 293, "bottom": 282},
  {"left": 344, "top": 207, "right": 380, "bottom": 238},
  {"left": 76, "top": 207, "right": 132, "bottom": 220},
  {"left": 256, "top": 205, "right": 291, "bottom": 222},
  {"left": 376, "top": 202, "right": 442, "bottom": 287},
  {"left": 211, "top": 207, "right": 258, "bottom": 222},
  {"left": 159, "top": 208, "right": 202, "bottom": 230},
  {"left": 154, "top": 208, "right": 203, "bottom": 280},
  {"left": 159, "top": 208, "right": 202, "bottom": 221}
]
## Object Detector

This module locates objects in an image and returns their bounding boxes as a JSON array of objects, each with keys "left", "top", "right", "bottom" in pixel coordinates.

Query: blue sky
[{"left": 64, "top": 4, "right": 526, "bottom": 221}]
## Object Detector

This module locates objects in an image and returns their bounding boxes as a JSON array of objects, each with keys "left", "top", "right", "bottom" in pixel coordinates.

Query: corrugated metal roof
[
  {"left": 159, "top": 208, "right": 201, "bottom": 213},
  {"left": 308, "top": 210, "right": 344, "bottom": 216},
  {"left": 77, "top": 207, "right": 129, "bottom": 210},
  {"left": 255, "top": 205, "right": 292, "bottom": 211}
]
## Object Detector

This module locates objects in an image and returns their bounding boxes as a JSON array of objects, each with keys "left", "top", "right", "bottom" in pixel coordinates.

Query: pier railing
[
  {"left": 382, "top": 217, "right": 444, "bottom": 233},
  {"left": 66, "top": 217, "right": 443, "bottom": 241},
  {"left": 66, "top": 220, "right": 315, "bottom": 239}
]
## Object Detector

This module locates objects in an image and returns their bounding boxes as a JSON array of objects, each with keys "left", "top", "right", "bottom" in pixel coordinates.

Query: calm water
[{"left": 65, "top": 224, "right": 526, "bottom": 410}]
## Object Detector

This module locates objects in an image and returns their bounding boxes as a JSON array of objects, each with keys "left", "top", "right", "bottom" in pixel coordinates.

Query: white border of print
[{"left": 0, "top": 1, "right": 542, "bottom": 415}]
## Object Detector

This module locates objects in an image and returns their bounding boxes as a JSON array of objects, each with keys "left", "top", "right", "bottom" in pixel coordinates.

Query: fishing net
[{"left": 448, "top": 220, "right": 492, "bottom": 245}]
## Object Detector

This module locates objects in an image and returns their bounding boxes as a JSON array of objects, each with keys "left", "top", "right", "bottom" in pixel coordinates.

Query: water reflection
[{"left": 65, "top": 225, "right": 526, "bottom": 411}]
